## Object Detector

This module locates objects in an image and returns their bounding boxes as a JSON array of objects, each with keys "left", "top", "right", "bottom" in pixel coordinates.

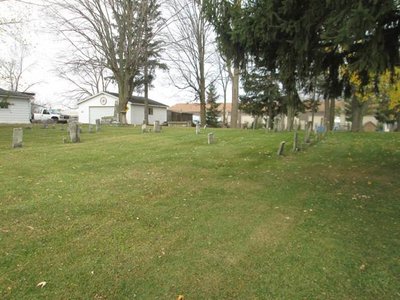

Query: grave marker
[
  {"left": 293, "top": 131, "right": 299, "bottom": 152},
  {"left": 96, "top": 119, "right": 101, "bottom": 132},
  {"left": 277, "top": 141, "right": 286, "bottom": 155},
  {"left": 141, "top": 123, "right": 148, "bottom": 133},
  {"left": 154, "top": 120, "right": 161, "bottom": 133},
  {"left": 208, "top": 132, "right": 214, "bottom": 144},
  {"left": 12, "top": 128, "right": 23, "bottom": 148},
  {"left": 68, "top": 121, "right": 81, "bottom": 143}
]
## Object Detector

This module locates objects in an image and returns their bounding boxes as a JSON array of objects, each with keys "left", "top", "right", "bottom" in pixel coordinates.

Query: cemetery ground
[{"left": 0, "top": 124, "right": 399, "bottom": 299}]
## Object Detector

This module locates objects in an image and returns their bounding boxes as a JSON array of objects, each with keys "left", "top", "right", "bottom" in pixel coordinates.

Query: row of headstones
[
  {"left": 277, "top": 122, "right": 324, "bottom": 156},
  {"left": 12, "top": 119, "right": 102, "bottom": 148},
  {"left": 67, "top": 119, "right": 103, "bottom": 143},
  {"left": 195, "top": 123, "right": 215, "bottom": 144},
  {"left": 141, "top": 121, "right": 162, "bottom": 133}
]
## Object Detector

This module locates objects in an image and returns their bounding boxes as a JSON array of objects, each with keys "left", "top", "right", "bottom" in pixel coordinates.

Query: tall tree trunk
[
  {"left": 199, "top": 73, "right": 206, "bottom": 126},
  {"left": 311, "top": 99, "right": 316, "bottom": 132},
  {"left": 198, "top": 14, "right": 206, "bottom": 126},
  {"left": 253, "top": 115, "right": 258, "bottom": 129},
  {"left": 144, "top": 63, "right": 149, "bottom": 125},
  {"left": 286, "top": 103, "right": 295, "bottom": 131},
  {"left": 118, "top": 77, "right": 132, "bottom": 124},
  {"left": 329, "top": 97, "right": 335, "bottom": 131},
  {"left": 396, "top": 113, "right": 400, "bottom": 132},
  {"left": 267, "top": 102, "right": 273, "bottom": 130},
  {"left": 143, "top": 0, "right": 149, "bottom": 125},
  {"left": 222, "top": 88, "right": 227, "bottom": 127},
  {"left": 351, "top": 96, "right": 363, "bottom": 132},
  {"left": 324, "top": 97, "right": 330, "bottom": 130},
  {"left": 231, "top": 66, "right": 240, "bottom": 128}
]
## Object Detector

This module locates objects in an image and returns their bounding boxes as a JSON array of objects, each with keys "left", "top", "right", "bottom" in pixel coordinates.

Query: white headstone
[
  {"left": 154, "top": 120, "right": 161, "bottom": 133},
  {"left": 141, "top": 123, "right": 147, "bottom": 133},
  {"left": 196, "top": 123, "right": 200, "bottom": 134}
]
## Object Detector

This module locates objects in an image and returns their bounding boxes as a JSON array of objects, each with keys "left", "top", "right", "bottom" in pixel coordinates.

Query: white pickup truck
[{"left": 32, "top": 108, "right": 70, "bottom": 123}]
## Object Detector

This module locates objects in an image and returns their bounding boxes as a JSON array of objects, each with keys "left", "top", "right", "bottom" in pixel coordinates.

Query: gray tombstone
[
  {"left": 88, "top": 125, "right": 94, "bottom": 133},
  {"left": 95, "top": 119, "right": 101, "bottom": 132},
  {"left": 12, "top": 128, "right": 23, "bottom": 148},
  {"left": 277, "top": 141, "right": 286, "bottom": 156},
  {"left": 274, "top": 116, "right": 281, "bottom": 132},
  {"left": 154, "top": 120, "right": 161, "bottom": 133},
  {"left": 42, "top": 121, "right": 48, "bottom": 129},
  {"left": 208, "top": 132, "right": 214, "bottom": 144},
  {"left": 304, "top": 121, "right": 312, "bottom": 143},
  {"left": 293, "top": 131, "right": 299, "bottom": 152},
  {"left": 68, "top": 121, "right": 81, "bottom": 143},
  {"left": 196, "top": 123, "right": 200, "bottom": 135}
]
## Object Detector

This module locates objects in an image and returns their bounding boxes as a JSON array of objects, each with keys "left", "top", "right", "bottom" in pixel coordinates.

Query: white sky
[{"left": 0, "top": 1, "right": 226, "bottom": 109}]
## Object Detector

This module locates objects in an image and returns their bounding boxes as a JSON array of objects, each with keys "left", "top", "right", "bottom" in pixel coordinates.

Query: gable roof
[
  {"left": 0, "top": 88, "right": 35, "bottom": 99},
  {"left": 78, "top": 91, "right": 167, "bottom": 108},
  {"left": 105, "top": 92, "right": 168, "bottom": 108}
]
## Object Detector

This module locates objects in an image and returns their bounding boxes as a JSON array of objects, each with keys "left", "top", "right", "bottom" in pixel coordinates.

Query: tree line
[
  {"left": 1, "top": 0, "right": 399, "bottom": 130},
  {"left": 205, "top": 0, "right": 400, "bottom": 131}
]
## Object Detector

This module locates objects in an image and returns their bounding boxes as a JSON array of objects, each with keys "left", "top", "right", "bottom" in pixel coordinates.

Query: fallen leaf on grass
[
  {"left": 177, "top": 295, "right": 185, "bottom": 300},
  {"left": 359, "top": 264, "right": 366, "bottom": 271},
  {"left": 36, "top": 281, "right": 47, "bottom": 288}
]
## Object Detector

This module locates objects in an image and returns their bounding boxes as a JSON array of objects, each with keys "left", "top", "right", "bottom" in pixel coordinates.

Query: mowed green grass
[{"left": 0, "top": 124, "right": 399, "bottom": 299}]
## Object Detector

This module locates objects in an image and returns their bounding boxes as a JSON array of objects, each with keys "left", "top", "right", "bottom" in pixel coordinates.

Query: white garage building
[
  {"left": 77, "top": 92, "right": 168, "bottom": 124},
  {"left": 0, "top": 88, "right": 34, "bottom": 124}
]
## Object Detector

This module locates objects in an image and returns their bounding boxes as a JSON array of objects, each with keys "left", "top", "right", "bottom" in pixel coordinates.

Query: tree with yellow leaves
[
  {"left": 376, "top": 68, "right": 400, "bottom": 131},
  {"left": 343, "top": 70, "right": 376, "bottom": 132}
]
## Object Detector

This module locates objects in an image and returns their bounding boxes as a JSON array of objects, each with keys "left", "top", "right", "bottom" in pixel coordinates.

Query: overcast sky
[{"left": 0, "top": 0, "right": 213, "bottom": 109}]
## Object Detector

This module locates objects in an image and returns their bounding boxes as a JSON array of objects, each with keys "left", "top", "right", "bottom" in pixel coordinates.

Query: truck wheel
[{"left": 51, "top": 117, "right": 59, "bottom": 123}]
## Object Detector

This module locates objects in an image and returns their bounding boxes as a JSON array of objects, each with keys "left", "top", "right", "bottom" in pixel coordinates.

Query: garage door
[{"left": 89, "top": 106, "right": 114, "bottom": 124}]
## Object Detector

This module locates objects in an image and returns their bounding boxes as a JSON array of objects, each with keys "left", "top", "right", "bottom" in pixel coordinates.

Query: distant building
[
  {"left": 77, "top": 92, "right": 168, "bottom": 124},
  {"left": 297, "top": 100, "right": 378, "bottom": 131},
  {"left": 168, "top": 102, "right": 256, "bottom": 127},
  {"left": 0, "top": 88, "right": 34, "bottom": 124}
]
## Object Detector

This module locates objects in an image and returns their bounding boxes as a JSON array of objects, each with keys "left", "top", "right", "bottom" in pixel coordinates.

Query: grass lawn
[{"left": 0, "top": 124, "right": 399, "bottom": 299}]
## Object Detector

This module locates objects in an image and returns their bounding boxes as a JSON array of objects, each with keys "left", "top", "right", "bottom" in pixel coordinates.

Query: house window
[{"left": 148, "top": 107, "right": 153, "bottom": 115}]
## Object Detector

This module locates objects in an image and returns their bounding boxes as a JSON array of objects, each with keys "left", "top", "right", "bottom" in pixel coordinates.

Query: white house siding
[
  {"left": 130, "top": 105, "right": 167, "bottom": 125},
  {"left": 0, "top": 98, "right": 31, "bottom": 124},
  {"left": 78, "top": 93, "right": 118, "bottom": 124}
]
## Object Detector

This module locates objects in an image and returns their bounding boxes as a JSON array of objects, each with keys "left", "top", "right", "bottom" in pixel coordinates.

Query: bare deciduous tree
[
  {"left": 164, "top": 0, "right": 215, "bottom": 126},
  {"left": 50, "top": 0, "right": 150, "bottom": 123},
  {"left": 0, "top": 35, "right": 37, "bottom": 92},
  {"left": 57, "top": 49, "right": 113, "bottom": 102},
  {"left": 216, "top": 52, "right": 231, "bottom": 127}
]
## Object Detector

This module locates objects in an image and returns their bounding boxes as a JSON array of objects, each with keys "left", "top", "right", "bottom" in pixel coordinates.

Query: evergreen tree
[
  {"left": 240, "top": 66, "right": 283, "bottom": 130},
  {"left": 205, "top": 0, "right": 400, "bottom": 130},
  {"left": 206, "top": 83, "right": 220, "bottom": 127}
]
